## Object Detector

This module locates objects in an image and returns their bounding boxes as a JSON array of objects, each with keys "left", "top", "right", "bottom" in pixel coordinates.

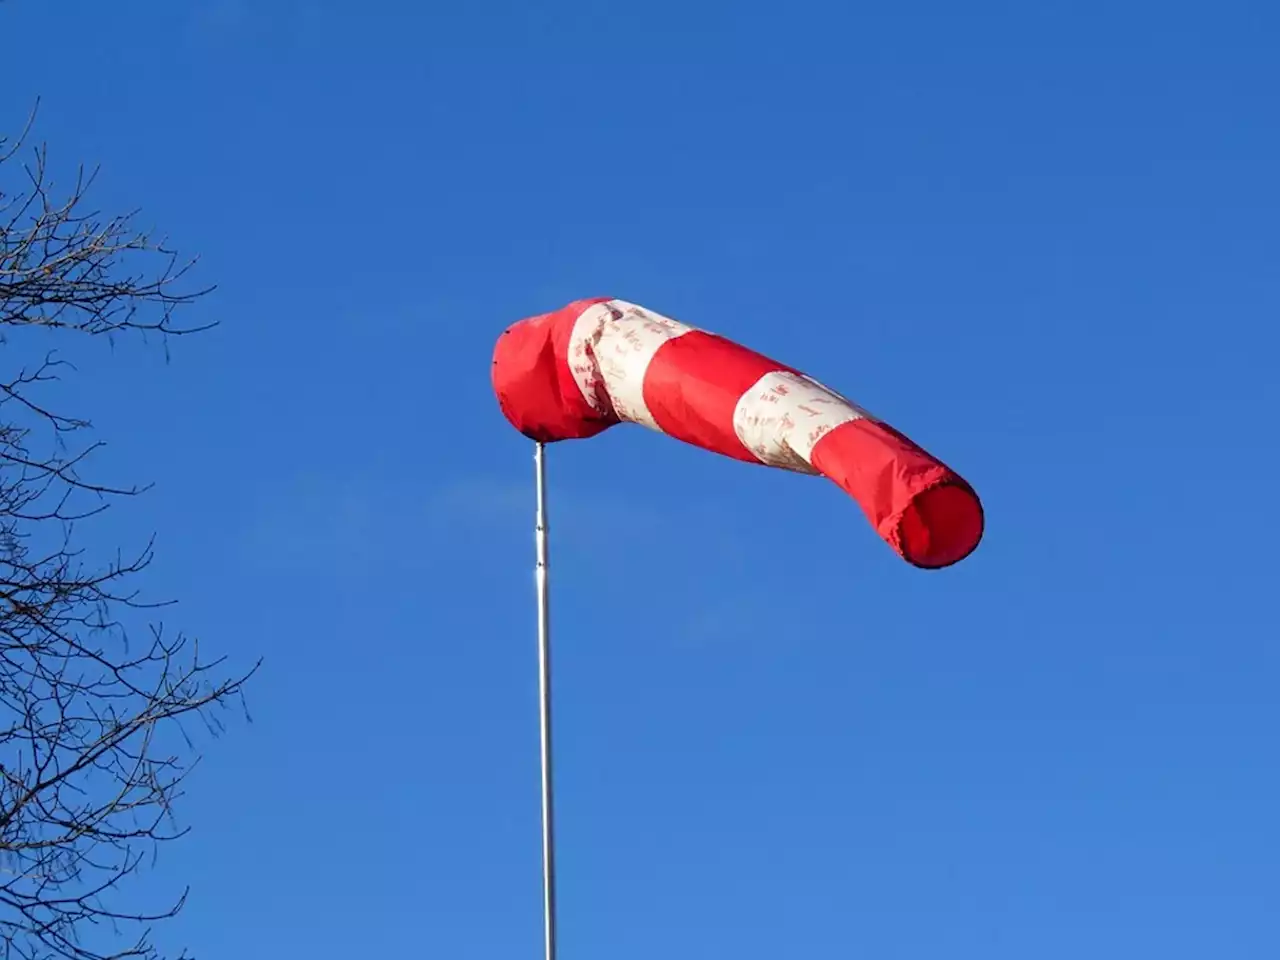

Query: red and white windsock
[{"left": 491, "top": 297, "right": 984, "bottom": 569}]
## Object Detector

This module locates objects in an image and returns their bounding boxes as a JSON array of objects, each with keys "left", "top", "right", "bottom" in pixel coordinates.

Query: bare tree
[{"left": 0, "top": 105, "right": 254, "bottom": 960}]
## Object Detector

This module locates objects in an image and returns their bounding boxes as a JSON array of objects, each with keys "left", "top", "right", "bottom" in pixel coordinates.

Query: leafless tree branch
[{"left": 1, "top": 102, "right": 251, "bottom": 960}]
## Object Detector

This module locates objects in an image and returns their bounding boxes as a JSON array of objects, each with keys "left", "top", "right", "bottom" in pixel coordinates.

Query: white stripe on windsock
[
  {"left": 568, "top": 300, "right": 694, "bottom": 432},
  {"left": 567, "top": 301, "right": 617, "bottom": 416},
  {"left": 733, "top": 370, "right": 865, "bottom": 473}
]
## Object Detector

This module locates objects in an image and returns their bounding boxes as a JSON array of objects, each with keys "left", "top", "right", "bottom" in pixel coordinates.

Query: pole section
[{"left": 534, "top": 441, "right": 558, "bottom": 960}]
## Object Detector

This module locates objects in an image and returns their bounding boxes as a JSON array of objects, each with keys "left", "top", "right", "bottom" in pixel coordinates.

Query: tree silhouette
[{"left": 0, "top": 104, "right": 254, "bottom": 960}]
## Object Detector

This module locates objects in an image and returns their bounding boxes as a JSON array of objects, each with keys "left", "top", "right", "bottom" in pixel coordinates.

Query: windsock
[{"left": 491, "top": 298, "right": 983, "bottom": 569}]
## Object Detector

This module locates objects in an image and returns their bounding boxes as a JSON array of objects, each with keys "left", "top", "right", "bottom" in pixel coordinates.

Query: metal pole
[{"left": 533, "top": 441, "right": 558, "bottom": 960}]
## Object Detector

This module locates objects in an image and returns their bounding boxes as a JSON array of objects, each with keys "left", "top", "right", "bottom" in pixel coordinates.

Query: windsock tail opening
[
  {"left": 809, "top": 419, "right": 983, "bottom": 569},
  {"left": 898, "top": 480, "right": 984, "bottom": 569}
]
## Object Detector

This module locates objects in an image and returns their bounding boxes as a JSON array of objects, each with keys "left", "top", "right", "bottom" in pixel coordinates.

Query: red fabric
[
  {"left": 809, "top": 420, "right": 983, "bottom": 569},
  {"left": 643, "top": 332, "right": 795, "bottom": 464},
  {"left": 490, "top": 298, "right": 615, "bottom": 442}
]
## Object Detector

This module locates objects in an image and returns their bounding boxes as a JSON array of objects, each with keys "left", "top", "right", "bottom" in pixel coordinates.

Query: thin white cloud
[
  {"left": 239, "top": 483, "right": 380, "bottom": 576},
  {"left": 425, "top": 478, "right": 529, "bottom": 526},
  {"left": 189, "top": 0, "right": 251, "bottom": 36},
  {"left": 425, "top": 474, "right": 670, "bottom": 545},
  {"left": 234, "top": 468, "right": 674, "bottom": 578},
  {"left": 184, "top": 0, "right": 315, "bottom": 48}
]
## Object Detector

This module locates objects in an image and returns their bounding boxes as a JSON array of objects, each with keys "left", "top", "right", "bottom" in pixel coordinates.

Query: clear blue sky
[{"left": 5, "top": 1, "right": 1278, "bottom": 957}]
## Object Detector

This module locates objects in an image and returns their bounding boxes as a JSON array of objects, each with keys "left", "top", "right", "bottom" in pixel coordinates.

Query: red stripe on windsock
[
  {"left": 491, "top": 297, "right": 615, "bottom": 442},
  {"left": 810, "top": 420, "right": 983, "bottom": 568},
  {"left": 642, "top": 332, "right": 793, "bottom": 464}
]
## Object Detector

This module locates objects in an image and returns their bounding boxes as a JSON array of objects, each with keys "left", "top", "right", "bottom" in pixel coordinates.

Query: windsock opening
[
  {"left": 491, "top": 299, "right": 616, "bottom": 442},
  {"left": 897, "top": 480, "right": 984, "bottom": 569}
]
